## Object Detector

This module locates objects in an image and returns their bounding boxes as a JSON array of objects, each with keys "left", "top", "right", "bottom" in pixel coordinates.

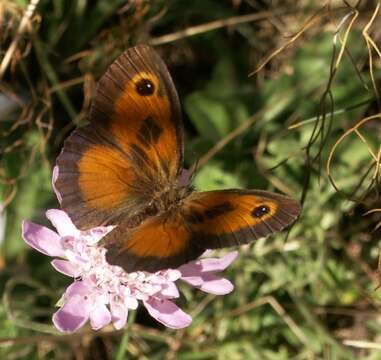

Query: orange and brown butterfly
[{"left": 55, "top": 45, "right": 301, "bottom": 273}]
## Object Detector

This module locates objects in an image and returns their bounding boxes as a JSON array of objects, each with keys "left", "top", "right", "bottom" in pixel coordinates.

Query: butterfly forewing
[
  {"left": 91, "top": 46, "right": 184, "bottom": 173},
  {"left": 55, "top": 45, "right": 184, "bottom": 229}
]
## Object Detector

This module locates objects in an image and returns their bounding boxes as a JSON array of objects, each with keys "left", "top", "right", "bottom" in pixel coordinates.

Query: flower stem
[{"left": 115, "top": 310, "right": 137, "bottom": 360}]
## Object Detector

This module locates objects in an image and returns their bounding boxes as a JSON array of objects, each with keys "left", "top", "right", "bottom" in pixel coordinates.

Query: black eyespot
[
  {"left": 135, "top": 78, "right": 155, "bottom": 96},
  {"left": 251, "top": 205, "right": 270, "bottom": 218}
]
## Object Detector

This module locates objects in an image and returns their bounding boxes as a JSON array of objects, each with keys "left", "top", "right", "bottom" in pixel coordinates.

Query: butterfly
[{"left": 55, "top": 45, "right": 301, "bottom": 273}]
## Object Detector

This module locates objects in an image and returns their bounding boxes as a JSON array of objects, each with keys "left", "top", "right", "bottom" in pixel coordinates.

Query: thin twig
[
  {"left": 326, "top": 113, "right": 381, "bottom": 198},
  {"left": 362, "top": 1, "right": 381, "bottom": 109},
  {"left": 148, "top": 9, "right": 290, "bottom": 46},
  {"left": 288, "top": 98, "right": 372, "bottom": 129},
  {"left": 333, "top": 9, "right": 358, "bottom": 70},
  {"left": 194, "top": 114, "right": 258, "bottom": 170},
  {"left": 0, "top": 0, "right": 40, "bottom": 78},
  {"left": 249, "top": 4, "right": 328, "bottom": 76},
  {"left": 343, "top": 340, "right": 381, "bottom": 350}
]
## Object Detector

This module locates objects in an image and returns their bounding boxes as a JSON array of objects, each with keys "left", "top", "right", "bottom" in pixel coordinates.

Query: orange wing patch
[
  {"left": 186, "top": 193, "right": 279, "bottom": 236},
  {"left": 109, "top": 71, "right": 179, "bottom": 179},
  {"left": 103, "top": 214, "right": 203, "bottom": 273},
  {"left": 122, "top": 216, "right": 189, "bottom": 258},
  {"left": 91, "top": 46, "right": 184, "bottom": 182},
  {"left": 78, "top": 144, "right": 134, "bottom": 211},
  {"left": 183, "top": 190, "right": 300, "bottom": 249},
  {"left": 111, "top": 72, "right": 169, "bottom": 144}
]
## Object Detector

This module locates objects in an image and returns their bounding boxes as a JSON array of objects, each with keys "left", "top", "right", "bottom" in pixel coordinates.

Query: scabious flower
[{"left": 22, "top": 209, "right": 238, "bottom": 332}]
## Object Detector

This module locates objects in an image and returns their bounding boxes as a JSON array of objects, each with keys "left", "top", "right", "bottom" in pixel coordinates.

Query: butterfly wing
[
  {"left": 103, "top": 189, "right": 301, "bottom": 272},
  {"left": 181, "top": 189, "right": 301, "bottom": 249},
  {"left": 103, "top": 213, "right": 204, "bottom": 273},
  {"left": 55, "top": 45, "right": 183, "bottom": 229}
]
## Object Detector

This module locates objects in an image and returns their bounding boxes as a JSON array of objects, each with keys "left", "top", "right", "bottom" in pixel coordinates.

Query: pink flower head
[{"left": 22, "top": 209, "right": 238, "bottom": 332}]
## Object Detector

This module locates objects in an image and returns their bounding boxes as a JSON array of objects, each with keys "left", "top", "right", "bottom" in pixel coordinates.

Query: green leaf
[{"left": 194, "top": 162, "right": 243, "bottom": 190}]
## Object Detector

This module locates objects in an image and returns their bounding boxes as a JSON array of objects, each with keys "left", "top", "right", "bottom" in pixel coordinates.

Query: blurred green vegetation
[{"left": 1, "top": 0, "right": 381, "bottom": 359}]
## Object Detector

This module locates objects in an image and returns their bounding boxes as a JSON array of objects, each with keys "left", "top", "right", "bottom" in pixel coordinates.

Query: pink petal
[
  {"left": 52, "top": 166, "right": 62, "bottom": 204},
  {"left": 52, "top": 293, "right": 91, "bottom": 332},
  {"left": 110, "top": 299, "right": 128, "bottom": 330},
  {"left": 179, "top": 251, "right": 238, "bottom": 276},
  {"left": 66, "top": 280, "right": 92, "bottom": 297},
  {"left": 46, "top": 209, "right": 78, "bottom": 237},
  {"left": 143, "top": 298, "right": 192, "bottom": 329},
  {"left": 179, "top": 275, "right": 203, "bottom": 287},
  {"left": 201, "top": 249, "right": 214, "bottom": 257},
  {"left": 183, "top": 273, "right": 234, "bottom": 295},
  {"left": 22, "top": 221, "right": 65, "bottom": 257},
  {"left": 160, "top": 282, "right": 179, "bottom": 299},
  {"left": 51, "top": 259, "right": 81, "bottom": 277},
  {"left": 203, "top": 251, "right": 238, "bottom": 271},
  {"left": 125, "top": 296, "right": 138, "bottom": 310},
  {"left": 90, "top": 303, "right": 111, "bottom": 330},
  {"left": 86, "top": 226, "right": 113, "bottom": 243},
  {"left": 161, "top": 269, "right": 181, "bottom": 282}
]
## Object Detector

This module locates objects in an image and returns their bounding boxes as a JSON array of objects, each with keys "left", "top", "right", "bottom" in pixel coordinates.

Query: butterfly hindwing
[
  {"left": 103, "top": 213, "right": 204, "bottom": 273},
  {"left": 55, "top": 45, "right": 184, "bottom": 229},
  {"left": 182, "top": 190, "right": 301, "bottom": 249},
  {"left": 102, "top": 189, "right": 301, "bottom": 272}
]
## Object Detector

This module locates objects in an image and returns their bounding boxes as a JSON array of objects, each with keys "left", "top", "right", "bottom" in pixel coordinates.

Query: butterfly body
[
  {"left": 55, "top": 45, "right": 301, "bottom": 273},
  {"left": 121, "top": 181, "right": 192, "bottom": 229}
]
